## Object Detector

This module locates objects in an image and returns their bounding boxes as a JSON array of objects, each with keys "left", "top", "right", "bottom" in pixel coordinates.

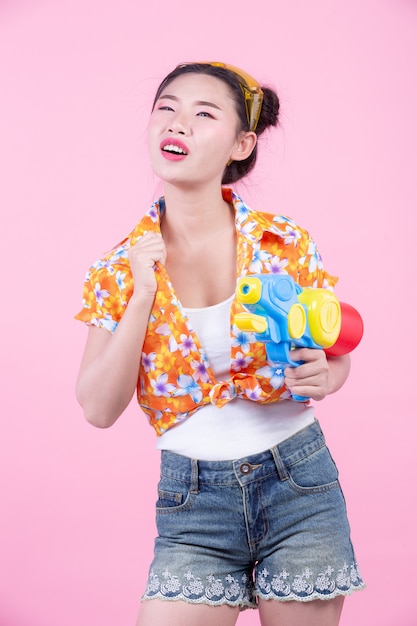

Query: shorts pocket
[
  {"left": 286, "top": 445, "right": 340, "bottom": 494},
  {"left": 156, "top": 474, "right": 196, "bottom": 514}
]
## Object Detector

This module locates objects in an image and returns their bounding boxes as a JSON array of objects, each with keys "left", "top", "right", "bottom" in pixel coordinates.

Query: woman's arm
[
  {"left": 284, "top": 349, "right": 351, "bottom": 402},
  {"left": 76, "top": 232, "right": 166, "bottom": 428}
]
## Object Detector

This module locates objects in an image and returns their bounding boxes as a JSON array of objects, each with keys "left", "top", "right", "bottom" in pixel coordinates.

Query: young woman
[{"left": 75, "top": 62, "right": 364, "bottom": 626}]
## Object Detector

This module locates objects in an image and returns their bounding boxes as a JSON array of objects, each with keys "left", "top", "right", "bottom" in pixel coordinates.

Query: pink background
[{"left": 1, "top": 0, "right": 416, "bottom": 624}]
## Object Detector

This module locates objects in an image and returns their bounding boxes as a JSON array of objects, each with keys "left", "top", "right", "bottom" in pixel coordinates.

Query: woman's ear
[{"left": 230, "top": 131, "right": 257, "bottom": 162}]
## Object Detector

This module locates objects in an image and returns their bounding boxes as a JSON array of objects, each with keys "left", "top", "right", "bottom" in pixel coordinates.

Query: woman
[{"left": 75, "top": 62, "right": 364, "bottom": 626}]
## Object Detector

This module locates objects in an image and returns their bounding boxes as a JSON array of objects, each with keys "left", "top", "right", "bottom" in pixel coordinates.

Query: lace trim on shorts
[
  {"left": 142, "top": 569, "right": 256, "bottom": 609},
  {"left": 142, "top": 561, "right": 365, "bottom": 608},
  {"left": 255, "top": 561, "right": 365, "bottom": 602}
]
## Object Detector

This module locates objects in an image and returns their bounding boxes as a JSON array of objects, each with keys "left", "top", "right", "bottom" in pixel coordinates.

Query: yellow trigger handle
[{"left": 234, "top": 312, "right": 267, "bottom": 333}]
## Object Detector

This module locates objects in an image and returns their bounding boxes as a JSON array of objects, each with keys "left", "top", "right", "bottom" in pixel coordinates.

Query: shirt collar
[{"left": 133, "top": 188, "right": 285, "bottom": 245}]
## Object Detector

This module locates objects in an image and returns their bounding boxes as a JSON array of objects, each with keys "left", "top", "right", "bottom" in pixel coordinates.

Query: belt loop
[
  {"left": 190, "top": 458, "right": 199, "bottom": 494},
  {"left": 271, "top": 445, "right": 289, "bottom": 481}
]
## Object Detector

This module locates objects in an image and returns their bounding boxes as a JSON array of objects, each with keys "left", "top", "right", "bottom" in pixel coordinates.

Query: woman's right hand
[{"left": 128, "top": 232, "right": 167, "bottom": 298}]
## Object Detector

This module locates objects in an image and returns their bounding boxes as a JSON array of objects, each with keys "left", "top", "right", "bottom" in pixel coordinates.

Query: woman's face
[{"left": 147, "top": 73, "right": 245, "bottom": 188}]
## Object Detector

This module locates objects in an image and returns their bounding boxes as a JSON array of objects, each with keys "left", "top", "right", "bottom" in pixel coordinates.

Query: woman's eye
[
  {"left": 197, "top": 111, "right": 213, "bottom": 118},
  {"left": 158, "top": 105, "right": 174, "bottom": 112}
]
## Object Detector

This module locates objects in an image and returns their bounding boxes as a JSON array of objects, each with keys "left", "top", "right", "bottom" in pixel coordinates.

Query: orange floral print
[{"left": 75, "top": 189, "right": 337, "bottom": 436}]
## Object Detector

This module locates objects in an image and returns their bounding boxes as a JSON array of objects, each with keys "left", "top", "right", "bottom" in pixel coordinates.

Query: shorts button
[{"left": 239, "top": 462, "right": 252, "bottom": 475}]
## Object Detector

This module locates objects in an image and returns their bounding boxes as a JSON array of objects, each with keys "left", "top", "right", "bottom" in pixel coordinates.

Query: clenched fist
[{"left": 128, "top": 232, "right": 167, "bottom": 298}]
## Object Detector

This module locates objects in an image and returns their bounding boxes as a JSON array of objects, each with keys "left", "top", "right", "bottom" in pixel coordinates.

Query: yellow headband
[{"left": 176, "top": 61, "right": 264, "bottom": 132}]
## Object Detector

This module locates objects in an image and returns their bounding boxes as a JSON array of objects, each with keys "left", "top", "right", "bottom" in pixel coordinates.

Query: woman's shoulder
[
  {"left": 237, "top": 200, "right": 337, "bottom": 288},
  {"left": 244, "top": 205, "right": 312, "bottom": 243},
  {"left": 87, "top": 199, "right": 163, "bottom": 270},
  {"left": 231, "top": 192, "right": 308, "bottom": 235}
]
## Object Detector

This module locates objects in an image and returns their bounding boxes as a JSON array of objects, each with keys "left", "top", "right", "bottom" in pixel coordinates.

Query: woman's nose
[{"left": 168, "top": 117, "right": 189, "bottom": 135}]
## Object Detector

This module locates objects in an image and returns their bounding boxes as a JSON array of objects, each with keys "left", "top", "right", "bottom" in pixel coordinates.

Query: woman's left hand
[
  {"left": 284, "top": 349, "right": 351, "bottom": 401},
  {"left": 284, "top": 348, "right": 331, "bottom": 401}
]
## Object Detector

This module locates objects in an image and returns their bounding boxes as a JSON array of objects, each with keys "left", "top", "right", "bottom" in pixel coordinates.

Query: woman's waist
[
  {"left": 158, "top": 418, "right": 324, "bottom": 482},
  {"left": 156, "top": 399, "right": 316, "bottom": 461}
]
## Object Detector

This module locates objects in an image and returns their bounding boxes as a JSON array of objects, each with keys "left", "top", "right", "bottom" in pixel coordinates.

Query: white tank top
[{"left": 157, "top": 294, "right": 315, "bottom": 460}]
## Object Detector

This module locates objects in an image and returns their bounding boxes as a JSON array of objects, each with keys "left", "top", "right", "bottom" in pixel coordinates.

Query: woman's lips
[{"left": 160, "top": 138, "right": 189, "bottom": 161}]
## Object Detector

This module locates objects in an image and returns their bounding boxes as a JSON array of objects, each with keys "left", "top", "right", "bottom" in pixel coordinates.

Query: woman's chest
[{"left": 164, "top": 238, "right": 237, "bottom": 308}]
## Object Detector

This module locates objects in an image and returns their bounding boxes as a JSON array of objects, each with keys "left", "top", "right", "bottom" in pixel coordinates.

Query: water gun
[{"left": 235, "top": 274, "right": 363, "bottom": 401}]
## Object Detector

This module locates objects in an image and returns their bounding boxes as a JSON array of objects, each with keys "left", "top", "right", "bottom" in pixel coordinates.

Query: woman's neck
[{"left": 160, "top": 182, "right": 234, "bottom": 245}]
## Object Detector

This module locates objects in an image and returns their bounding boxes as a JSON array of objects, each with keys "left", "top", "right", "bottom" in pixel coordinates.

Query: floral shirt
[{"left": 75, "top": 189, "right": 337, "bottom": 435}]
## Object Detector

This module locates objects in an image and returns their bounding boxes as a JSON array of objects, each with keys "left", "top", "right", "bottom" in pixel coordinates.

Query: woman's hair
[{"left": 152, "top": 63, "right": 280, "bottom": 184}]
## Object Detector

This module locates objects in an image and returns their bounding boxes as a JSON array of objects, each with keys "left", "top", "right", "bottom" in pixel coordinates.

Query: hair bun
[{"left": 256, "top": 86, "right": 280, "bottom": 135}]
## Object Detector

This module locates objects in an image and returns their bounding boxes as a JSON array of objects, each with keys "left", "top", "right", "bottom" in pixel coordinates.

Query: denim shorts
[{"left": 142, "top": 420, "right": 365, "bottom": 609}]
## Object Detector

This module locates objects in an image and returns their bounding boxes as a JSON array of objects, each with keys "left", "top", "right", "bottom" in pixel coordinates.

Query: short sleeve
[
  {"left": 74, "top": 239, "right": 134, "bottom": 334},
  {"left": 297, "top": 231, "right": 338, "bottom": 290}
]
